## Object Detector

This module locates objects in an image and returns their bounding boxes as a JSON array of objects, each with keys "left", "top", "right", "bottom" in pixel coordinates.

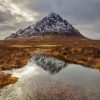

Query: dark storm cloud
[
  {"left": 25, "top": 0, "right": 100, "bottom": 23},
  {"left": 0, "top": 10, "right": 15, "bottom": 23}
]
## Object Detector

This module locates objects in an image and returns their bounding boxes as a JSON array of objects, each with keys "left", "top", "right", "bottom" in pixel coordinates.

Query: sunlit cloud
[
  {"left": 9, "top": 3, "right": 37, "bottom": 22},
  {"left": 1, "top": 0, "right": 38, "bottom": 22}
]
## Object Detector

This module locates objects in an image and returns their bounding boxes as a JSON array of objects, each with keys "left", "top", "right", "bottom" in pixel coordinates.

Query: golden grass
[
  {"left": 0, "top": 72, "right": 18, "bottom": 88},
  {"left": 0, "top": 35, "right": 99, "bottom": 69}
]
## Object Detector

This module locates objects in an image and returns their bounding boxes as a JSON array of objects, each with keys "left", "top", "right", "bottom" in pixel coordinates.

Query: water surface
[{"left": 0, "top": 55, "right": 100, "bottom": 100}]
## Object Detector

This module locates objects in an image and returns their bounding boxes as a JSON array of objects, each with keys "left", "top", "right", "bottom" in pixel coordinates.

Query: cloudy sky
[{"left": 0, "top": 0, "right": 100, "bottom": 40}]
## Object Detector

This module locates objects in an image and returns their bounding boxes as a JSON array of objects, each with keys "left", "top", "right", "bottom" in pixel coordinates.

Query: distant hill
[{"left": 6, "top": 13, "right": 84, "bottom": 39}]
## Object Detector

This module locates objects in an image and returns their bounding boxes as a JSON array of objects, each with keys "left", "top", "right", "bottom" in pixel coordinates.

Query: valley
[{"left": 0, "top": 35, "right": 100, "bottom": 87}]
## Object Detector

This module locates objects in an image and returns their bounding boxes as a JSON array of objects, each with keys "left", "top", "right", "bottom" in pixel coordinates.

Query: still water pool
[{"left": 0, "top": 55, "right": 100, "bottom": 100}]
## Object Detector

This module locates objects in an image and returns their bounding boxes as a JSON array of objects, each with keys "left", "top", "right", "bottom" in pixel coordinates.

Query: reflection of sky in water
[
  {"left": 12, "top": 62, "right": 44, "bottom": 78},
  {"left": 53, "top": 64, "right": 100, "bottom": 88},
  {"left": 5, "top": 55, "right": 100, "bottom": 91}
]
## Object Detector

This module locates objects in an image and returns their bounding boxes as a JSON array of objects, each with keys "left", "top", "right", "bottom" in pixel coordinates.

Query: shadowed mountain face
[
  {"left": 6, "top": 13, "right": 83, "bottom": 39},
  {"left": 31, "top": 55, "right": 67, "bottom": 74}
]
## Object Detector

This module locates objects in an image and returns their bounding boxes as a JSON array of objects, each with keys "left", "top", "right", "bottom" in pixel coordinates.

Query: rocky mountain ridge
[{"left": 6, "top": 13, "right": 83, "bottom": 39}]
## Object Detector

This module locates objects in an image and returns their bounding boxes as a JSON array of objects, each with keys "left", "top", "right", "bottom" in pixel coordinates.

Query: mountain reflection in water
[
  {"left": 32, "top": 54, "right": 68, "bottom": 74},
  {"left": 0, "top": 55, "right": 100, "bottom": 100}
]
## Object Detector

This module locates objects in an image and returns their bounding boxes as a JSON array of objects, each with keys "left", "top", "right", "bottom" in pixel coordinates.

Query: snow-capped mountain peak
[{"left": 6, "top": 13, "right": 83, "bottom": 39}]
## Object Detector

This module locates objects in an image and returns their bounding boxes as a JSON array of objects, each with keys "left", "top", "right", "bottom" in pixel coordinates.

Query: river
[{"left": 0, "top": 55, "right": 100, "bottom": 100}]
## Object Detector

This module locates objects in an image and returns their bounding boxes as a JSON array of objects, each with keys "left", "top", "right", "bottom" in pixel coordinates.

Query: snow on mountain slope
[{"left": 6, "top": 13, "right": 83, "bottom": 39}]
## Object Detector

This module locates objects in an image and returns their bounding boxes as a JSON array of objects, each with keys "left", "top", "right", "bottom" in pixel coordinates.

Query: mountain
[{"left": 6, "top": 13, "right": 83, "bottom": 39}]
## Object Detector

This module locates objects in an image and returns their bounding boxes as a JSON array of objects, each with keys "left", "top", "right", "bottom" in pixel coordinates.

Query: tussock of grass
[{"left": 0, "top": 72, "right": 18, "bottom": 88}]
